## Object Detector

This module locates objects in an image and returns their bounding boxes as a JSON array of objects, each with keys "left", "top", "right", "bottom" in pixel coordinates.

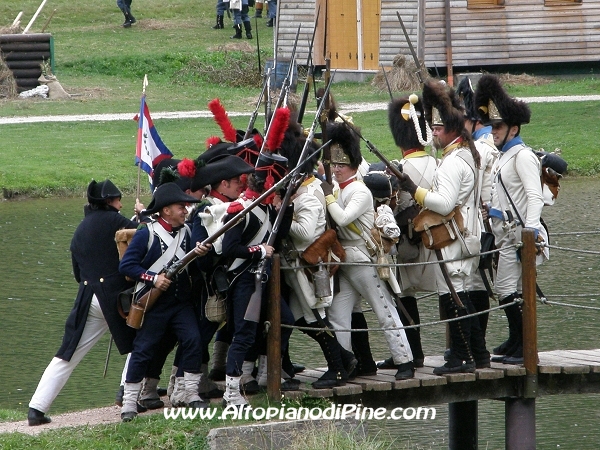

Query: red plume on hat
[
  {"left": 208, "top": 98, "right": 238, "bottom": 143},
  {"left": 205, "top": 136, "right": 222, "bottom": 149},
  {"left": 177, "top": 158, "right": 197, "bottom": 178},
  {"left": 266, "top": 107, "right": 290, "bottom": 152}
]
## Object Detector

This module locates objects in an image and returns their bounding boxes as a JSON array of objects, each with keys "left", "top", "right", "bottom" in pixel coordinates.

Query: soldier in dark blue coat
[
  {"left": 118, "top": 182, "right": 211, "bottom": 421},
  {"left": 28, "top": 180, "right": 142, "bottom": 426}
]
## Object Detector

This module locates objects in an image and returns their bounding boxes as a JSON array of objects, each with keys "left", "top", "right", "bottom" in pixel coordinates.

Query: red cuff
[
  {"left": 248, "top": 245, "right": 262, "bottom": 253},
  {"left": 140, "top": 272, "right": 154, "bottom": 282}
]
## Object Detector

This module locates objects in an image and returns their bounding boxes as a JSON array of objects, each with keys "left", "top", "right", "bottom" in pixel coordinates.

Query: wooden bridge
[
  {"left": 286, "top": 349, "right": 600, "bottom": 407},
  {"left": 259, "top": 230, "right": 599, "bottom": 449}
]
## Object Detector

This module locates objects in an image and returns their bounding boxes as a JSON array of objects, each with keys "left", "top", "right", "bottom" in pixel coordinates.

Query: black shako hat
[
  {"left": 190, "top": 155, "right": 255, "bottom": 191},
  {"left": 422, "top": 80, "right": 465, "bottom": 134},
  {"left": 364, "top": 170, "right": 392, "bottom": 200},
  {"left": 254, "top": 152, "right": 288, "bottom": 186},
  {"left": 474, "top": 74, "right": 531, "bottom": 126},
  {"left": 388, "top": 94, "right": 428, "bottom": 151},
  {"left": 143, "top": 182, "right": 202, "bottom": 215},
  {"left": 87, "top": 179, "right": 121, "bottom": 204}
]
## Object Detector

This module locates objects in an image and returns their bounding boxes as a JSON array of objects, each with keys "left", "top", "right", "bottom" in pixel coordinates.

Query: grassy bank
[{"left": 1, "top": 0, "right": 599, "bottom": 196}]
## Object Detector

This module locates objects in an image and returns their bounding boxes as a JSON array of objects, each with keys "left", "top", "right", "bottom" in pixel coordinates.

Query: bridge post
[
  {"left": 267, "top": 253, "right": 282, "bottom": 401},
  {"left": 449, "top": 400, "right": 478, "bottom": 449},
  {"left": 505, "top": 229, "right": 537, "bottom": 449}
]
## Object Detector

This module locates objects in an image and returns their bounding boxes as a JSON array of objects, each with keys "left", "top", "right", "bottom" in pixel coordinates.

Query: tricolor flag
[{"left": 134, "top": 96, "right": 173, "bottom": 188}]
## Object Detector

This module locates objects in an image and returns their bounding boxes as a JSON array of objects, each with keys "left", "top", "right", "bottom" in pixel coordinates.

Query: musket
[
  {"left": 396, "top": 11, "right": 424, "bottom": 84},
  {"left": 380, "top": 62, "right": 394, "bottom": 101},
  {"left": 244, "top": 67, "right": 271, "bottom": 140},
  {"left": 320, "top": 58, "right": 332, "bottom": 183},
  {"left": 335, "top": 113, "right": 404, "bottom": 180},
  {"left": 255, "top": 16, "right": 262, "bottom": 77},
  {"left": 128, "top": 145, "right": 328, "bottom": 327},
  {"left": 244, "top": 73, "right": 336, "bottom": 322},
  {"left": 297, "top": 5, "right": 320, "bottom": 125},
  {"left": 261, "top": 25, "right": 302, "bottom": 147}
]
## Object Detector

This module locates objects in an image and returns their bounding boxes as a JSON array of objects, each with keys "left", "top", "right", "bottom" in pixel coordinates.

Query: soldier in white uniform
[
  {"left": 456, "top": 77, "right": 499, "bottom": 335},
  {"left": 397, "top": 81, "right": 490, "bottom": 375},
  {"left": 320, "top": 122, "right": 415, "bottom": 381},
  {"left": 474, "top": 74, "right": 546, "bottom": 365},
  {"left": 377, "top": 94, "right": 439, "bottom": 371}
]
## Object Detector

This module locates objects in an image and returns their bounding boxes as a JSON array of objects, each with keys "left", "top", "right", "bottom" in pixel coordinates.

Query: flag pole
[{"left": 136, "top": 74, "right": 148, "bottom": 206}]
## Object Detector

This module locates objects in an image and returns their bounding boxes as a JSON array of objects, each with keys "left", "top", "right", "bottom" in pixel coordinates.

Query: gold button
[
  {"left": 100, "top": 278, "right": 104, "bottom": 283},
  {"left": 84, "top": 281, "right": 88, "bottom": 285}
]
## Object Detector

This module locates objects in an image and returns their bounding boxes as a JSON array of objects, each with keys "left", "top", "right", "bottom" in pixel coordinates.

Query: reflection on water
[{"left": 1, "top": 179, "right": 600, "bottom": 447}]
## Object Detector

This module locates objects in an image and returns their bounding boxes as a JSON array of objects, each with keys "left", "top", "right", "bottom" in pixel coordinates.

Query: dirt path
[{"left": 0, "top": 95, "right": 598, "bottom": 125}]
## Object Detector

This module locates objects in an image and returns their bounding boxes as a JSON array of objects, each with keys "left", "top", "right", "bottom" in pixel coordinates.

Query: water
[{"left": 1, "top": 179, "right": 600, "bottom": 448}]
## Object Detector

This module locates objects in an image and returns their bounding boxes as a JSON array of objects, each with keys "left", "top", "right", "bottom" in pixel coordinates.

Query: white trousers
[
  {"left": 327, "top": 264, "right": 413, "bottom": 364},
  {"left": 29, "top": 294, "right": 109, "bottom": 413}
]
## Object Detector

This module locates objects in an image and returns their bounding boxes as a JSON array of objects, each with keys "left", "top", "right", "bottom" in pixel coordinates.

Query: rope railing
[{"left": 278, "top": 298, "right": 523, "bottom": 333}]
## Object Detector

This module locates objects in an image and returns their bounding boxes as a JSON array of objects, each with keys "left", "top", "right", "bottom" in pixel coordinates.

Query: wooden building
[{"left": 275, "top": 0, "right": 599, "bottom": 78}]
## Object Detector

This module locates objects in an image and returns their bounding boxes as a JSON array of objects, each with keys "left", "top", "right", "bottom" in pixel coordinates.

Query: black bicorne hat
[
  {"left": 327, "top": 122, "right": 362, "bottom": 169},
  {"left": 152, "top": 158, "right": 193, "bottom": 192},
  {"left": 190, "top": 155, "right": 255, "bottom": 191},
  {"left": 422, "top": 80, "right": 465, "bottom": 134},
  {"left": 474, "top": 74, "right": 531, "bottom": 126},
  {"left": 143, "top": 182, "right": 202, "bottom": 215},
  {"left": 388, "top": 94, "right": 429, "bottom": 151},
  {"left": 87, "top": 179, "right": 122, "bottom": 204},
  {"left": 197, "top": 142, "right": 232, "bottom": 164}
]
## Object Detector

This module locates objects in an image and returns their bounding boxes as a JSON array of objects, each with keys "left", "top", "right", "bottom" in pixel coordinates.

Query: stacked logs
[{"left": 0, "top": 33, "right": 52, "bottom": 93}]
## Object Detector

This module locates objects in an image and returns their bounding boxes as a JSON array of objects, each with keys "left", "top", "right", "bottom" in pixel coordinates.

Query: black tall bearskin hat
[
  {"left": 422, "top": 80, "right": 465, "bottom": 134},
  {"left": 388, "top": 94, "right": 429, "bottom": 150},
  {"left": 143, "top": 182, "right": 202, "bottom": 215},
  {"left": 327, "top": 122, "right": 362, "bottom": 169},
  {"left": 474, "top": 74, "right": 531, "bottom": 126},
  {"left": 87, "top": 179, "right": 121, "bottom": 204},
  {"left": 277, "top": 111, "right": 321, "bottom": 174},
  {"left": 456, "top": 76, "right": 478, "bottom": 122}
]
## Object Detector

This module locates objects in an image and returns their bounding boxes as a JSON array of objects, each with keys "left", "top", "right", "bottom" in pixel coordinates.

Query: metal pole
[
  {"left": 505, "top": 398, "right": 536, "bottom": 450},
  {"left": 266, "top": 253, "right": 282, "bottom": 401},
  {"left": 449, "top": 401, "right": 478, "bottom": 450}
]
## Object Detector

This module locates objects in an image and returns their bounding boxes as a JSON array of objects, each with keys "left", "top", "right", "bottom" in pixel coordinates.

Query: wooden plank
[
  {"left": 413, "top": 370, "right": 448, "bottom": 386},
  {"left": 539, "top": 353, "right": 591, "bottom": 374},
  {"left": 371, "top": 369, "right": 422, "bottom": 389},
  {"left": 476, "top": 368, "right": 505, "bottom": 380},
  {"left": 333, "top": 384, "right": 363, "bottom": 396}
]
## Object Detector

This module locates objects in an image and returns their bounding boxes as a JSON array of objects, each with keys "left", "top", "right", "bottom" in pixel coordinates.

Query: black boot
[
  {"left": 212, "top": 15, "right": 224, "bottom": 29},
  {"left": 492, "top": 293, "right": 521, "bottom": 356},
  {"left": 433, "top": 292, "right": 475, "bottom": 375},
  {"left": 28, "top": 407, "right": 51, "bottom": 426},
  {"left": 469, "top": 290, "right": 490, "bottom": 336},
  {"left": 298, "top": 318, "right": 352, "bottom": 389},
  {"left": 243, "top": 21, "right": 252, "bottom": 39},
  {"left": 266, "top": 17, "right": 274, "bottom": 27},
  {"left": 119, "top": 8, "right": 131, "bottom": 27},
  {"left": 350, "top": 312, "right": 377, "bottom": 377},
  {"left": 230, "top": 24, "right": 242, "bottom": 39},
  {"left": 124, "top": 5, "right": 136, "bottom": 26},
  {"left": 464, "top": 293, "right": 490, "bottom": 368},
  {"left": 495, "top": 296, "right": 524, "bottom": 364},
  {"left": 398, "top": 296, "right": 424, "bottom": 367}
]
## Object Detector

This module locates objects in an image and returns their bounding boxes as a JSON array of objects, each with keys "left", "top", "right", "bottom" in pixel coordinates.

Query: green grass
[{"left": 1, "top": 0, "right": 600, "bottom": 196}]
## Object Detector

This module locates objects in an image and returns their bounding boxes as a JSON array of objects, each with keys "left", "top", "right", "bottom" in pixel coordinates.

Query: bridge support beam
[
  {"left": 505, "top": 398, "right": 535, "bottom": 450},
  {"left": 449, "top": 400, "right": 478, "bottom": 449}
]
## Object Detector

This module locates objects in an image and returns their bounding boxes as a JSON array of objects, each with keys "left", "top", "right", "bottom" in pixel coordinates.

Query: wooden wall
[
  {"left": 424, "top": 0, "right": 599, "bottom": 68},
  {"left": 276, "top": 0, "right": 600, "bottom": 72}
]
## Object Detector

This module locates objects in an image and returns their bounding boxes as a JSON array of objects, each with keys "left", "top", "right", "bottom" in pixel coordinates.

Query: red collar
[
  {"left": 402, "top": 148, "right": 422, "bottom": 157},
  {"left": 210, "top": 189, "right": 233, "bottom": 202},
  {"left": 157, "top": 216, "right": 175, "bottom": 232},
  {"left": 243, "top": 188, "right": 261, "bottom": 201},
  {"left": 339, "top": 177, "right": 356, "bottom": 190}
]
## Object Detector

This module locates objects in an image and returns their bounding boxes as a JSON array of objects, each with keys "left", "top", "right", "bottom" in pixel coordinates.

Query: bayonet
[{"left": 396, "top": 11, "right": 424, "bottom": 84}]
